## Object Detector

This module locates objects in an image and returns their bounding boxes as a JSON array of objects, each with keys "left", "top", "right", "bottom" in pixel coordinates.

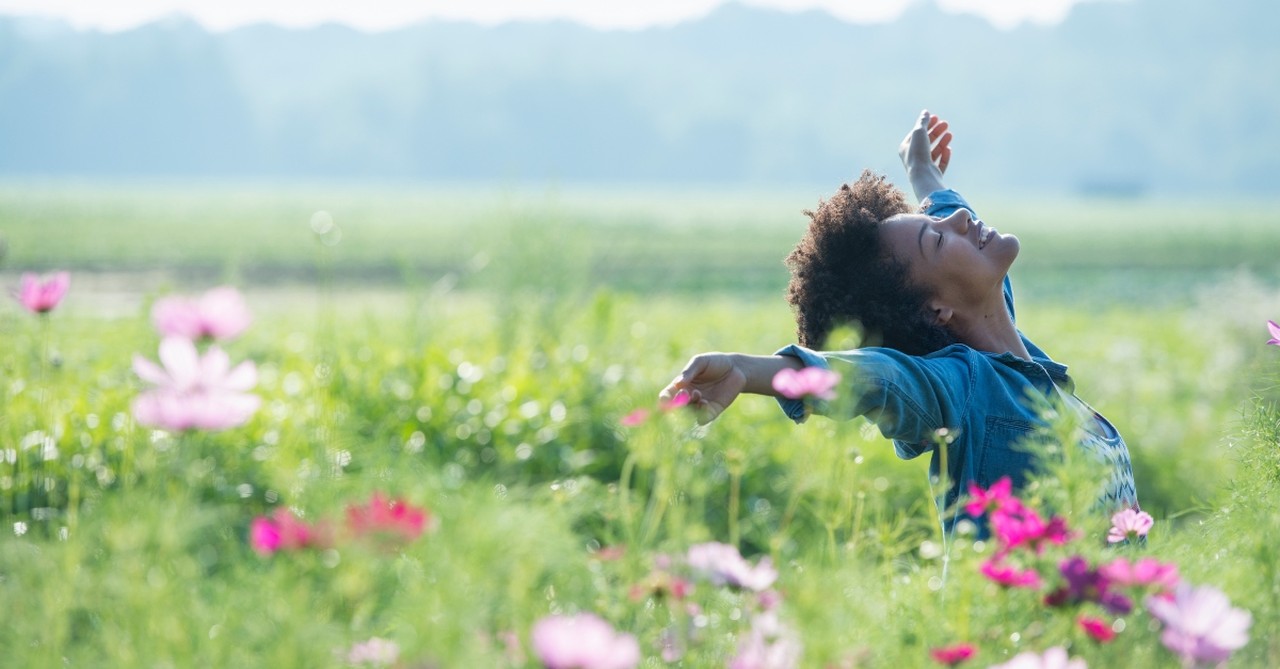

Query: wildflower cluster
[{"left": 933, "top": 478, "right": 1253, "bottom": 667}]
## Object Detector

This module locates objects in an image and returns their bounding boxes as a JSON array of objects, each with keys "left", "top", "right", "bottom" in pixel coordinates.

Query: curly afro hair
[{"left": 784, "top": 170, "right": 957, "bottom": 356}]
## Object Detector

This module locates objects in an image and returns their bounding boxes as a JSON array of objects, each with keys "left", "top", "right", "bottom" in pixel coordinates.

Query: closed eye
[{"left": 935, "top": 231, "right": 943, "bottom": 248}]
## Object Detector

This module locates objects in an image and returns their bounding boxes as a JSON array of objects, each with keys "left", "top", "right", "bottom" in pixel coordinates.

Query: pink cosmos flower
[
  {"left": 1078, "top": 616, "right": 1116, "bottom": 643},
  {"left": 964, "top": 476, "right": 1015, "bottom": 517},
  {"left": 132, "top": 336, "right": 261, "bottom": 431},
  {"left": 1267, "top": 320, "right": 1280, "bottom": 346},
  {"left": 930, "top": 643, "right": 977, "bottom": 666},
  {"left": 987, "top": 646, "right": 1086, "bottom": 669},
  {"left": 990, "top": 504, "right": 1071, "bottom": 554},
  {"left": 686, "top": 542, "right": 778, "bottom": 592},
  {"left": 15, "top": 271, "right": 70, "bottom": 314},
  {"left": 620, "top": 408, "right": 650, "bottom": 427},
  {"left": 728, "top": 611, "right": 802, "bottom": 669},
  {"left": 346, "top": 492, "right": 432, "bottom": 544},
  {"left": 531, "top": 613, "right": 641, "bottom": 669},
  {"left": 979, "top": 559, "right": 1042, "bottom": 589},
  {"left": 1145, "top": 583, "right": 1252, "bottom": 666},
  {"left": 1107, "top": 507, "right": 1154, "bottom": 543},
  {"left": 250, "top": 508, "right": 324, "bottom": 555},
  {"left": 770, "top": 366, "right": 840, "bottom": 401},
  {"left": 151, "top": 286, "right": 252, "bottom": 341},
  {"left": 660, "top": 390, "right": 691, "bottom": 411},
  {"left": 1098, "top": 556, "right": 1180, "bottom": 591},
  {"left": 345, "top": 637, "right": 400, "bottom": 666}
]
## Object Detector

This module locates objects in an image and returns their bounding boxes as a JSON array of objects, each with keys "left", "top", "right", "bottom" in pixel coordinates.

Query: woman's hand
[
  {"left": 899, "top": 110, "right": 952, "bottom": 201},
  {"left": 659, "top": 353, "right": 748, "bottom": 424},
  {"left": 659, "top": 353, "right": 804, "bottom": 424}
]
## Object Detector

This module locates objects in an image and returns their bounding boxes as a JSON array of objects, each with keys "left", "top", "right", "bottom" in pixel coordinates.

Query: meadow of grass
[{"left": 1, "top": 183, "right": 1279, "bottom": 667}]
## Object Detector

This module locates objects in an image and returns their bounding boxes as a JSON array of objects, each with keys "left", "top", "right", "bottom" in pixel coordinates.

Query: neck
[{"left": 949, "top": 300, "right": 1032, "bottom": 360}]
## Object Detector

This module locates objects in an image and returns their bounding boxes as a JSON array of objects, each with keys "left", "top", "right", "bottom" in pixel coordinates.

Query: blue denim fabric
[{"left": 775, "top": 189, "right": 1138, "bottom": 514}]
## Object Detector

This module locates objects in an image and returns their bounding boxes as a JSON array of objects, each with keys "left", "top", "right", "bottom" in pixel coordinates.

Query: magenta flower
[
  {"left": 771, "top": 366, "right": 839, "bottom": 401},
  {"left": 979, "top": 559, "right": 1042, "bottom": 589},
  {"left": 151, "top": 286, "right": 252, "bottom": 341},
  {"left": 686, "top": 542, "right": 777, "bottom": 592},
  {"left": 1107, "top": 507, "right": 1154, "bottom": 543},
  {"left": 531, "top": 613, "right": 640, "bottom": 669},
  {"left": 15, "top": 271, "right": 70, "bottom": 314},
  {"left": 660, "top": 390, "right": 691, "bottom": 411},
  {"left": 346, "top": 492, "right": 432, "bottom": 544},
  {"left": 250, "top": 508, "right": 323, "bottom": 555},
  {"left": 1078, "top": 616, "right": 1116, "bottom": 643},
  {"left": 345, "top": 637, "right": 400, "bottom": 666},
  {"left": 988, "top": 646, "right": 1086, "bottom": 669},
  {"left": 930, "top": 643, "right": 977, "bottom": 666},
  {"left": 132, "top": 337, "right": 261, "bottom": 431},
  {"left": 1098, "top": 556, "right": 1179, "bottom": 590},
  {"left": 1267, "top": 320, "right": 1280, "bottom": 346},
  {"left": 990, "top": 503, "right": 1071, "bottom": 554},
  {"left": 1145, "top": 583, "right": 1252, "bottom": 666},
  {"left": 964, "top": 476, "right": 1014, "bottom": 517},
  {"left": 728, "top": 611, "right": 801, "bottom": 669},
  {"left": 1044, "top": 555, "right": 1132, "bottom": 615}
]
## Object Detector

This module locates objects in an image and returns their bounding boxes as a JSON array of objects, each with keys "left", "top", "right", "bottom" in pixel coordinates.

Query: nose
[{"left": 940, "top": 208, "right": 971, "bottom": 233}]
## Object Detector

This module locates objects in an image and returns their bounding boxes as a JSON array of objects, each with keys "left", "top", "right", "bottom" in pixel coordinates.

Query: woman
[{"left": 660, "top": 110, "right": 1137, "bottom": 517}]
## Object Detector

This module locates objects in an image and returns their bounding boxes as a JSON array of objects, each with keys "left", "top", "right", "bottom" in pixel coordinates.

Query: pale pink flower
[
  {"left": 728, "top": 611, "right": 801, "bottom": 669},
  {"left": 1107, "top": 508, "right": 1154, "bottom": 543},
  {"left": 132, "top": 337, "right": 260, "bottom": 431},
  {"left": 250, "top": 508, "right": 319, "bottom": 555},
  {"left": 1098, "top": 556, "right": 1179, "bottom": 590},
  {"left": 1078, "top": 616, "right": 1116, "bottom": 643},
  {"left": 346, "top": 492, "right": 432, "bottom": 544},
  {"left": 620, "top": 408, "right": 650, "bottom": 427},
  {"left": 771, "top": 366, "right": 839, "bottom": 401},
  {"left": 345, "top": 637, "right": 400, "bottom": 666},
  {"left": 1267, "top": 320, "right": 1280, "bottom": 346},
  {"left": 930, "top": 643, "right": 976, "bottom": 666},
  {"left": 15, "top": 271, "right": 70, "bottom": 314},
  {"left": 531, "top": 613, "right": 640, "bottom": 669},
  {"left": 979, "top": 559, "right": 1042, "bottom": 589},
  {"left": 151, "top": 286, "right": 252, "bottom": 341},
  {"left": 686, "top": 542, "right": 777, "bottom": 592},
  {"left": 988, "top": 647, "right": 1086, "bottom": 669},
  {"left": 1145, "top": 583, "right": 1252, "bottom": 665}
]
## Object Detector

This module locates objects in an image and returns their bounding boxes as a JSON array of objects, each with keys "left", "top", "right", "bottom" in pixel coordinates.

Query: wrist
[{"left": 735, "top": 354, "right": 804, "bottom": 397}]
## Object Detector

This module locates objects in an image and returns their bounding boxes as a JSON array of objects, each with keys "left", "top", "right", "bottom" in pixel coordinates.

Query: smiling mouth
[{"left": 978, "top": 223, "right": 995, "bottom": 249}]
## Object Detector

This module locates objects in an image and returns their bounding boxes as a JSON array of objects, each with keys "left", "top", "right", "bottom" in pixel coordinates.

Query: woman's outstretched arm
[
  {"left": 898, "top": 109, "right": 953, "bottom": 204},
  {"left": 658, "top": 353, "right": 804, "bottom": 424}
]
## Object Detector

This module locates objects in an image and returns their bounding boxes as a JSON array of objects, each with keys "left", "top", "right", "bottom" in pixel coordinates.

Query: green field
[{"left": 1, "top": 184, "right": 1278, "bottom": 667}]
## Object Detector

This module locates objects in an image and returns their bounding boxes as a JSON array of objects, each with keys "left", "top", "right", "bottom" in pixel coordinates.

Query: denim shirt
[{"left": 776, "top": 189, "right": 1138, "bottom": 513}]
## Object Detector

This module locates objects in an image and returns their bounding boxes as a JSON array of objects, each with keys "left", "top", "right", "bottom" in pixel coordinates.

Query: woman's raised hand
[
  {"left": 659, "top": 353, "right": 747, "bottom": 424},
  {"left": 899, "top": 110, "right": 953, "bottom": 202},
  {"left": 899, "top": 109, "right": 952, "bottom": 176}
]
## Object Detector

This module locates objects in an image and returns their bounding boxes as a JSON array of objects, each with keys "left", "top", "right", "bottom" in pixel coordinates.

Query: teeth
[{"left": 979, "top": 225, "right": 993, "bottom": 248}]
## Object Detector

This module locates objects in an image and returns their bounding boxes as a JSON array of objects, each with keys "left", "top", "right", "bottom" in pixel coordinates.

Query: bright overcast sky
[{"left": 0, "top": 0, "right": 1093, "bottom": 32}]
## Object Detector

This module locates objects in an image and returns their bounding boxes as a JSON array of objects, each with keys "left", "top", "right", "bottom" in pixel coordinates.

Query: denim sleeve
[
  {"left": 774, "top": 344, "right": 970, "bottom": 445},
  {"left": 920, "top": 188, "right": 1017, "bottom": 322}
]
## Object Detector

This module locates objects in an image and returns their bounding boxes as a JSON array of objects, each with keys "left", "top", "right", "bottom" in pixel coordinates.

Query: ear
[{"left": 928, "top": 300, "right": 954, "bottom": 327}]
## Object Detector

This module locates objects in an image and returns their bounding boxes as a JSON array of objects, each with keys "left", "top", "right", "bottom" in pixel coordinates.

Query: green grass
[{"left": 1, "top": 184, "right": 1278, "bottom": 667}]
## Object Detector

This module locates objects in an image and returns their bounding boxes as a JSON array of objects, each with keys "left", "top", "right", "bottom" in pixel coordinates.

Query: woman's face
[{"left": 880, "top": 207, "right": 1020, "bottom": 312}]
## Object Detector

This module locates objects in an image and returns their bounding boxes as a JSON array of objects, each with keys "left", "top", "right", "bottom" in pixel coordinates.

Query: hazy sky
[{"left": 0, "top": 0, "right": 1098, "bottom": 32}]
